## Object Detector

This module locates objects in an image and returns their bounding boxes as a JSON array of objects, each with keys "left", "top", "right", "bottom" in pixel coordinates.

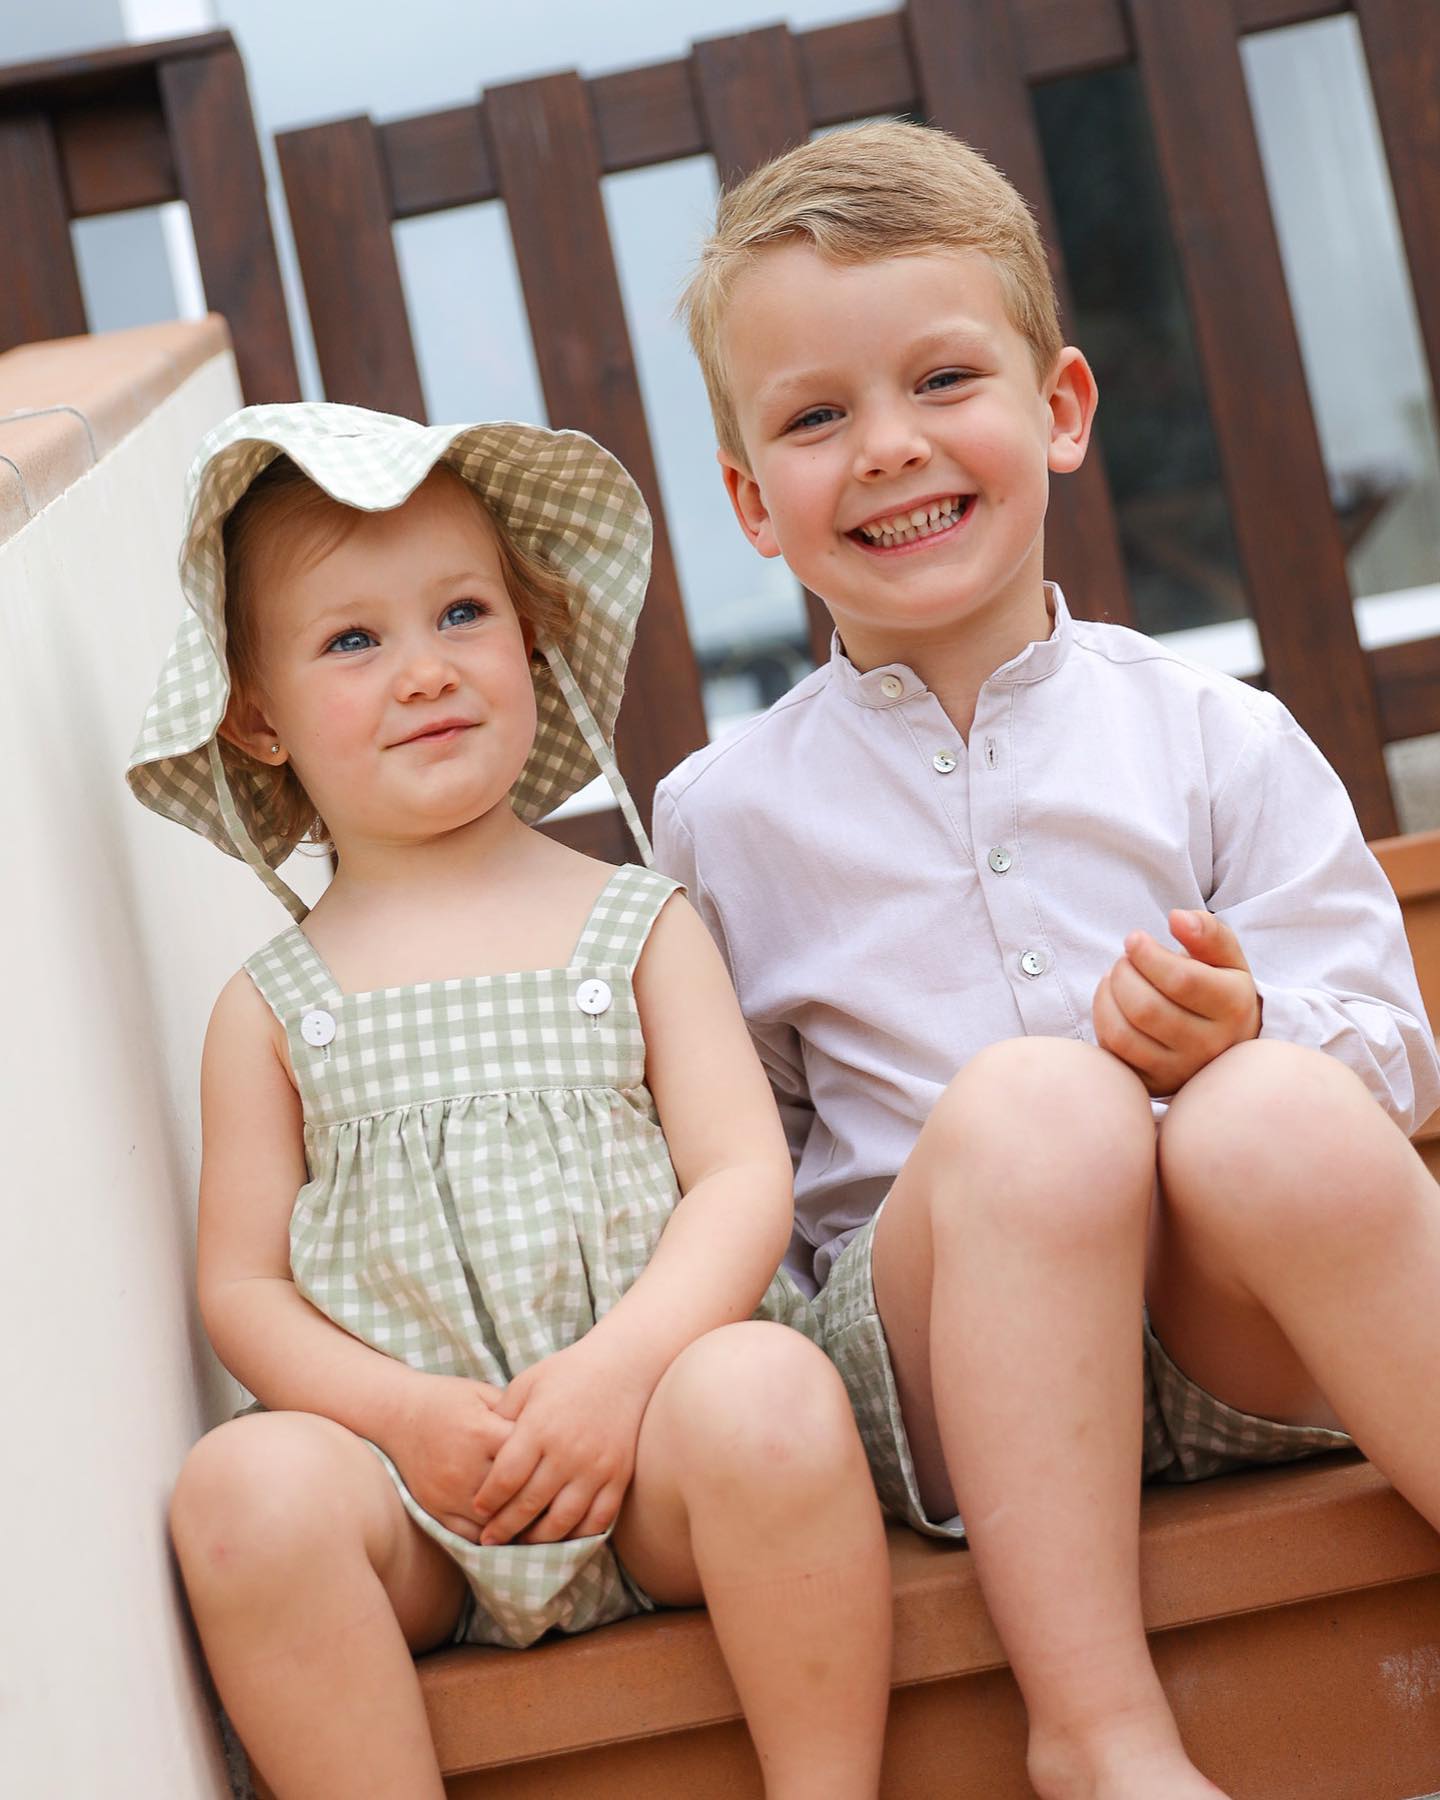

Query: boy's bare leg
[
  {"left": 872, "top": 1037, "right": 1226, "bottom": 1800},
  {"left": 171, "top": 1412, "right": 466, "bottom": 1800},
  {"left": 1153, "top": 1038, "right": 1440, "bottom": 1511},
  {"left": 614, "top": 1321, "right": 892, "bottom": 1800}
]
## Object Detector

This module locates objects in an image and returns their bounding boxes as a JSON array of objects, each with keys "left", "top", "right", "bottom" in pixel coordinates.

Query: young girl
[{"left": 128, "top": 403, "right": 891, "bottom": 1800}]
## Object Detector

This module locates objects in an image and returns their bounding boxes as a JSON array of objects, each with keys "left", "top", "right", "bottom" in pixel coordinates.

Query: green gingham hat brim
[{"left": 126, "top": 402, "right": 652, "bottom": 873}]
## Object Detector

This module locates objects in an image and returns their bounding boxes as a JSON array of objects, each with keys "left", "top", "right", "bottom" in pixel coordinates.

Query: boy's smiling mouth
[{"left": 848, "top": 494, "right": 973, "bottom": 552}]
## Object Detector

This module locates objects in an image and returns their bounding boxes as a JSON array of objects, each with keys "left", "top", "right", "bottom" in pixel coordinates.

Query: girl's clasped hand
[{"left": 128, "top": 405, "right": 890, "bottom": 1800}]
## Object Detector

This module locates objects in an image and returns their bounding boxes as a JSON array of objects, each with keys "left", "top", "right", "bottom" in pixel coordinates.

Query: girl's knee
[
  {"left": 656, "top": 1324, "right": 859, "bottom": 1490},
  {"left": 170, "top": 1413, "right": 373, "bottom": 1591}
]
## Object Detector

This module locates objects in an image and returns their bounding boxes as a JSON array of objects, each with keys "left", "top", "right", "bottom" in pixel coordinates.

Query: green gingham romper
[{"left": 243, "top": 862, "right": 810, "bottom": 1648}]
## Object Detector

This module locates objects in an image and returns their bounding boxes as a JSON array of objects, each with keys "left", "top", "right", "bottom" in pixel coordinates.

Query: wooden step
[{"left": 394, "top": 1459, "right": 1440, "bottom": 1799}]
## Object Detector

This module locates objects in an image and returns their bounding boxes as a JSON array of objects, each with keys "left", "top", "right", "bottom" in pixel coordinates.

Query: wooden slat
[
  {"left": 1128, "top": 0, "right": 1396, "bottom": 837},
  {"left": 159, "top": 46, "right": 299, "bottom": 404},
  {"left": 691, "top": 25, "right": 834, "bottom": 667},
  {"left": 905, "top": 0, "right": 1134, "bottom": 626},
  {"left": 276, "top": 115, "right": 425, "bottom": 419},
  {"left": 484, "top": 72, "right": 707, "bottom": 821},
  {"left": 0, "top": 112, "right": 86, "bottom": 353},
  {"left": 592, "top": 59, "right": 708, "bottom": 173},
  {"left": 0, "top": 30, "right": 232, "bottom": 102},
  {"left": 1371, "top": 635, "right": 1440, "bottom": 746},
  {"left": 56, "top": 99, "right": 176, "bottom": 217},
  {"left": 1354, "top": 0, "right": 1440, "bottom": 425},
  {"left": 382, "top": 105, "right": 495, "bottom": 218}
]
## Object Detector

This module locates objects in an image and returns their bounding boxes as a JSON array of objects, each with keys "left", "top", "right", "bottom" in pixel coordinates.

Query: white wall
[{"left": 0, "top": 350, "right": 326, "bottom": 1799}]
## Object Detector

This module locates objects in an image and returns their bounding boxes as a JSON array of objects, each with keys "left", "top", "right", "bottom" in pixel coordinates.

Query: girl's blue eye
[
  {"left": 441, "top": 599, "right": 488, "bottom": 628},
  {"left": 325, "top": 628, "right": 377, "bottom": 654}
]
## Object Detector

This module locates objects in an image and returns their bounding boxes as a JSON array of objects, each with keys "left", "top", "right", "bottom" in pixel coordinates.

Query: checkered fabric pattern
[
  {"left": 245, "top": 864, "right": 813, "bottom": 1646},
  {"left": 818, "top": 1206, "right": 1352, "bottom": 1541},
  {"left": 126, "top": 403, "right": 653, "bottom": 900}
]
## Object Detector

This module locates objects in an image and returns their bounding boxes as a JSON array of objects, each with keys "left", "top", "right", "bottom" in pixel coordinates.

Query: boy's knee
[
  {"left": 1162, "top": 1039, "right": 1403, "bottom": 1241},
  {"left": 921, "top": 1037, "right": 1154, "bottom": 1242}
]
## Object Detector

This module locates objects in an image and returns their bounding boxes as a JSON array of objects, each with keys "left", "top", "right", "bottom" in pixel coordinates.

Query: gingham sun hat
[{"left": 127, "top": 402, "right": 654, "bottom": 921}]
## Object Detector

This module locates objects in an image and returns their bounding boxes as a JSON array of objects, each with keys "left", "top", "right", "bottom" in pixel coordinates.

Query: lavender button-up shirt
[{"left": 653, "top": 587, "right": 1440, "bottom": 1294}]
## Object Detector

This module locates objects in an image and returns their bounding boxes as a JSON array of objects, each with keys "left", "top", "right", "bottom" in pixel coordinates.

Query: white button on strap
[
  {"left": 576, "top": 978, "right": 612, "bottom": 1017},
  {"left": 300, "top": 1008, "right": 337, "bottom": 1048},
  {"left": 1019, "top": 949, "right": 1048, "bottom": 979},
  {"left": 932, "top": 750, "right": 957, "bottom": 775},
  {"left": 988, "top": 846, "right": 1014, "bottom": 874},
  {"left": 879, "top": 674, "right": 904, "bottom": 699}
]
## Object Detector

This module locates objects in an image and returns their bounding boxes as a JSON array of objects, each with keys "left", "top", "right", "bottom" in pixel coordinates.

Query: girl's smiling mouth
[{"left": 848, "top": 494, "right": 974, "bottom": 553}]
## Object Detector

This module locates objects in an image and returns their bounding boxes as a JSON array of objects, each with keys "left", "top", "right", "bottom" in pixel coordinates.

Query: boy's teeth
[{"left": 858, "top": 498, "right": 965, "bottom": 543}]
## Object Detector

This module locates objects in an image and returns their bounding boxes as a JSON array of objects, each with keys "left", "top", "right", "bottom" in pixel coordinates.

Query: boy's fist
[{"left": 1092, "top": 909, "right": 1261, "bottom": 1097}]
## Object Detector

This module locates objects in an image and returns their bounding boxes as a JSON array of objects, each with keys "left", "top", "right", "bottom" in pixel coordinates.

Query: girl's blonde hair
[
  {"left": 219, "top": 456, "right": 574, "bottom": 849},
  {"left": 679, "top": 119, "right": 1064, "bottom": 463}
]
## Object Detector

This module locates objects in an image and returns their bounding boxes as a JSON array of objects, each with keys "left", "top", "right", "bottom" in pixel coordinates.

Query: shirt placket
[{"left": 968, "top": 685, "right": 1079, "bottom": 1039}]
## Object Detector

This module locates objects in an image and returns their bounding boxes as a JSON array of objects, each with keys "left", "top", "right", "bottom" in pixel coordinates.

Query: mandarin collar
[{"left": 830, "top": 583, "right": 1074, "bottom": 708}]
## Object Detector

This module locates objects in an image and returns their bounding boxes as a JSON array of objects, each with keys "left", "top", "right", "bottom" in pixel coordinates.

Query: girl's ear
[
  {"left": 1046, "top": 346, "right": 1099, "bottom": 475},
  {"left": 718, "top": 448, "right": 782, "bottom": 559},
  {"left": 218, "top": 686, "right": 288, "bottom": 767}
]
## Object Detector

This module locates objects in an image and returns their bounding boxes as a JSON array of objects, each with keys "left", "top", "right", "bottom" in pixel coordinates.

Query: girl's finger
[
  {"left": 472, "top": 1432, "right": 542, "bottom": 1517},
  {"left": 569, "top": 1484, "right": 623, "bottom": 1542},
  {"left": 480, "top": 1461, "right": 564, "bottom": 1547},
  {"left": 516, "top": 1479, "right": 595, "bottom": 1545}
]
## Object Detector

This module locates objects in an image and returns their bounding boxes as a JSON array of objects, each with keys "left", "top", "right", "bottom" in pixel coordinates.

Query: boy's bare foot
[{"left": 1027, "top": 1711, "right": 1231, "bottom": 1800}]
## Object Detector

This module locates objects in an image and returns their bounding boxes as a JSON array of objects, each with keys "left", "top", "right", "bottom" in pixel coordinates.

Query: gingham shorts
[{"left": 818, "top": 1205, "right": 1353, "bottom": 1539}]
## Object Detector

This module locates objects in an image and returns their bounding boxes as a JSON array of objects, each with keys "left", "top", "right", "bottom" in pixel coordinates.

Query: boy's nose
[{"left": 852, "top": 418, "right": 931, "bottom": 482}]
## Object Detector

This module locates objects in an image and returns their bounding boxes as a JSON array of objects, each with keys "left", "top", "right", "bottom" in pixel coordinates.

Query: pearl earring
[{"left": 270, "top": 744, "right": 281, "bottom": 759}]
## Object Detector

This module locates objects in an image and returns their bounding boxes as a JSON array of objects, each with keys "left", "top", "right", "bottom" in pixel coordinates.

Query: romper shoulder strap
[
  {"left": 571, "top": 864, "right": 682, "bottom": 976},
  {"left": 243, "top": 924, "right": 342, "bottom": 1022}
]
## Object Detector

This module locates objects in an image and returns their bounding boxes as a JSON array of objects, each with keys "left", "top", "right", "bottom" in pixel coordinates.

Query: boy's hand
[
  {"left": 1092, "top": 908, "right": 1261, "bottom": 1097},
  {"left": 385, "top": 1372, "right": 515, "bottom": 1543},
  {"left": 470, "top": 1338, "right": 651, "bottom": 1548}
]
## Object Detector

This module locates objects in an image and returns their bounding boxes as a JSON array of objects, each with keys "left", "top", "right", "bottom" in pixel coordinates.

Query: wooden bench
[{"left": 248, "top": 832, "right": 1440, "bottom": 1799}]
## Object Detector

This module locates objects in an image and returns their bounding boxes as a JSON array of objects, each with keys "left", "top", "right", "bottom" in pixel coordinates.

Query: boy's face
[{"left": 717, "top": 243, "right": 1095, "bottom": 669}]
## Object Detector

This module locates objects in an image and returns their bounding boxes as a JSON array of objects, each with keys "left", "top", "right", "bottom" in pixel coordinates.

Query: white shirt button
[
  {"left": 879, "top": 674, "right": 904, "bottom": 699},
  {"left": 988, "top": 846, "right": 1014, "bottom": 874},
  {"left": 576, "top": 978, "right": 612, "bottom": 1017},
  {"left": 300, "top": 1008, "right": 337, "bottom": 1048},
  {"left": 932, "top": 750, "right": 957, "bottom": 775},
  {"left": 1019, "top": 949, "right": 1048, "bottom": 979}
]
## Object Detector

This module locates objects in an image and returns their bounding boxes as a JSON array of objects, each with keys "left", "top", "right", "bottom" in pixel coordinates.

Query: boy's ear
[
  {"left": 1046, "top": 347, "right": 1099, "bottom": 476},
  {"left": 217, "top": 686, "right": 288, "bottom": 767},
  {"left": 718, "top": 448, "right": 783, "bottom": 559}
]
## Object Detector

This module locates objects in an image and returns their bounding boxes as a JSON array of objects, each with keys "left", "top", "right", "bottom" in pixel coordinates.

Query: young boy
[{"left": 653, "top": 121, "right": 1440, "bottom": 1800}]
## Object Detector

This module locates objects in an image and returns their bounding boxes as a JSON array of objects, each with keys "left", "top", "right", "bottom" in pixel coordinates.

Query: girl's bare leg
[
  {"left": 1154, "top": 1039, "right": 1440, "bottom": 1517},
  {"left": 871, "top": 1037, "right": 1226, "bottom": 1800},
  {"left": 614, "top": 1321, "right": 891, "bottom": 1800},
  {"left": 170, "top": 1412, "right": 466, "bottom": 1800}
]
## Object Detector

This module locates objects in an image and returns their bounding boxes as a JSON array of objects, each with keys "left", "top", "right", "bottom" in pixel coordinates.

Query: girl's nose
[
  {"left": 394, "top": 645, "right": 458, "bottom": 700},
  {"left": 853, "top": 411, "right": 931, "bottom": 483}
]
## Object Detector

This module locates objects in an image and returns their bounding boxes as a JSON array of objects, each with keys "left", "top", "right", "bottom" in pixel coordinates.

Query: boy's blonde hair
[{"left": 680, "top": 119, "right": 1064, "bottom": 463}]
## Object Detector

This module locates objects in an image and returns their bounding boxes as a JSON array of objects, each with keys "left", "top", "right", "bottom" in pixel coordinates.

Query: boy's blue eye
[
  {"left": 325, "top": 627, "right": 377, "bottom": 654},
  {"left": 920, "top": 370, "right": 970, "bottom": 393},
  {"left": 786, "top": 406, "right": 841, "bottom": 434},
  {"left": 441, "top": 599, "right": 489, "bottom": 628}
]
